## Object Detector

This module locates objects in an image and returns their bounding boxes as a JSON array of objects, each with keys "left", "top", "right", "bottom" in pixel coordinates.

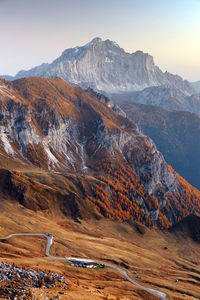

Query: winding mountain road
[{"left": 0, "top": 233, "right": 167, "bottom": 300}]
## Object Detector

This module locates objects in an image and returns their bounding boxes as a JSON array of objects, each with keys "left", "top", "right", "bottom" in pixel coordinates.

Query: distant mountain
[
  {"left": 168, "top": 215, "right": 200, "bottom": 242},
  {"left": 0, "top": 75, "right": 14, "bottom": 81},
  {"left": 1, "top": 37, "right": 194, "bottom": 96},
  {"left": 119, "top": 102, "right": 200, "bottom": 189},
  {"left": 111, "top": 86, "right": 200, "bottom": 115},
  {"left": 0, "top": 77, "right": 200, "bottom": 228},
  {"left": 191, "top": 81, "right": 200, "bottom": 93}
]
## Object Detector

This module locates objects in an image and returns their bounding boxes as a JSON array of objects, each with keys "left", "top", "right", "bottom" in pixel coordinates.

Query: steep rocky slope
[
  {"left": 2, "top": 38, "right": 194, "bottom": 96},
  {"left": 119, "top": 102, "right": 200, "bottom": 190},
  {"left": 0, "top": 77, "right": 199, "bottom": 228}
]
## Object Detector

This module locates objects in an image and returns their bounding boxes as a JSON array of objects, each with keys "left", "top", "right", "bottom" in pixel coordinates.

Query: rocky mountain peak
[
  {"left": 88, "top": 37, "right": 102, "bottom": 45},
  {"left": 85, "top": 37, "right": 120, "bottom": 49},
  {"left": 2, "top": 38, "right": 194, "bottom": 96}
]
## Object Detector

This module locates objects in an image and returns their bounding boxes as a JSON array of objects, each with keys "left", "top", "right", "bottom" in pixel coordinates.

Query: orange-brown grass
[
  {"left": 1, "top": 77, "right": 200, "bottom": 230},
  {"left": 0, "top": 199, "right": 199, "bottom": 299}
]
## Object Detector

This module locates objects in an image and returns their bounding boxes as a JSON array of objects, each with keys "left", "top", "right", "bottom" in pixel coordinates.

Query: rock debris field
[{"left": 0, "top": 261, "right": 67, "bottom": 299}]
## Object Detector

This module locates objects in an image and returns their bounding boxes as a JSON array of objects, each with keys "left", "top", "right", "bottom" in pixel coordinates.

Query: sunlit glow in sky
[{"left": 0, "top": 0, "right": 200, "bottom": 81}]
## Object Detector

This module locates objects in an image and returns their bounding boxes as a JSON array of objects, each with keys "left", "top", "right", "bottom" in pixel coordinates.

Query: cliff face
[
  {"left": 0, "top": 77, "right": 199, "bottom": 228},
  {"left": 0, "top": 77, "right": 177, "bottom": 189},
  {"left": 6, "top": 38, "right": 194, "bottom": 96}
]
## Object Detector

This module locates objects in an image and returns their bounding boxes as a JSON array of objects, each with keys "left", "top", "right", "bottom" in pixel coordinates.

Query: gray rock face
[
  {"left": 1, "top": 78, "right": 199, "bottom": 226},
  {"left": 5, "top": 38, "right": 194, "bottom": 96},
  {"left": 84, "top": 89, "right": 178, "bottom": 195},
  {"left": 0, "top": 78, "right": 179, "bottom": 199},
  {"left": 0, "top": 99, "right": 178, "bottom": 198}
]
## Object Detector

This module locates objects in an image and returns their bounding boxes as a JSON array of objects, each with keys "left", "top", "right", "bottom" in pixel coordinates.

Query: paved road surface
[{"left": 0, "top": 233, "right": 167, "bottom": 300}]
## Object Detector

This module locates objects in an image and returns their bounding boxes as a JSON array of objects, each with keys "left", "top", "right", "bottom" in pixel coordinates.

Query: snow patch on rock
[
  {"left": 0, "top": 133, "right": 15, "bottom": 155},
  {"left": 44, "top": 147, "right": 58, "bottom": 166}
]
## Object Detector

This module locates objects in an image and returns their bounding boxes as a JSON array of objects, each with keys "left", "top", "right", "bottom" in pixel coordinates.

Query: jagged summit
[
  {"left": 61, "top": 37, "right": 103, "bottom": 55},
  {"left": 1, "top": 38, "right": 194, "bottom": 95},
  {"left": 85, "top": 37, "right": 103, "bottom": 46},
  {"left": 81, "top": 37, "right": 120, "bottom": 49},
  {"left": 60, "top": 37, "right": 123, "bottom": 60}
]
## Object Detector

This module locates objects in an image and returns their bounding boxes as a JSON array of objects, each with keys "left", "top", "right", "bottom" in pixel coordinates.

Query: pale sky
[{"left": 0, "top": 0, "right": 200, "bottom": 81}]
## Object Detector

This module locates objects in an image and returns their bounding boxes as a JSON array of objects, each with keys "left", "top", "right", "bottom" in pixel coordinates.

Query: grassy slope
[
  {"left": 0, "top": 78, "right": 200, "bottom": 299},
  {"left": 0, "top": 199, "right": 199, "bottom": 300}
]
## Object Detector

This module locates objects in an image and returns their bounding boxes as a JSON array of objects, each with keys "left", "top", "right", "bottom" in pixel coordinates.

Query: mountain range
[
  {"left": 0, "top": 77, "right": 200, "bottom": 229},
  {"left": 1, "top": 37, "right": 195, "bottom": 96},
  {"left": 1, "top": 38, "right": 200, "bottom": 299},
  {"left": 119, "top": 102, "right": 200, "bottom": 190},
  {"left": 0, "top": 38, "right": 200, "bottom": 228},
  {"left": 2, "top": 37, "right": 200, "bottom": 117},
  {"left": 111, "top": 86, "right": 200, "bottom": 115}
]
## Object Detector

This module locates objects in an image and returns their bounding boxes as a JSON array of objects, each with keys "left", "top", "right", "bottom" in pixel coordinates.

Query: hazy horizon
[{"left": 0, "top": 0, "right": 200, "bottom": 81}]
